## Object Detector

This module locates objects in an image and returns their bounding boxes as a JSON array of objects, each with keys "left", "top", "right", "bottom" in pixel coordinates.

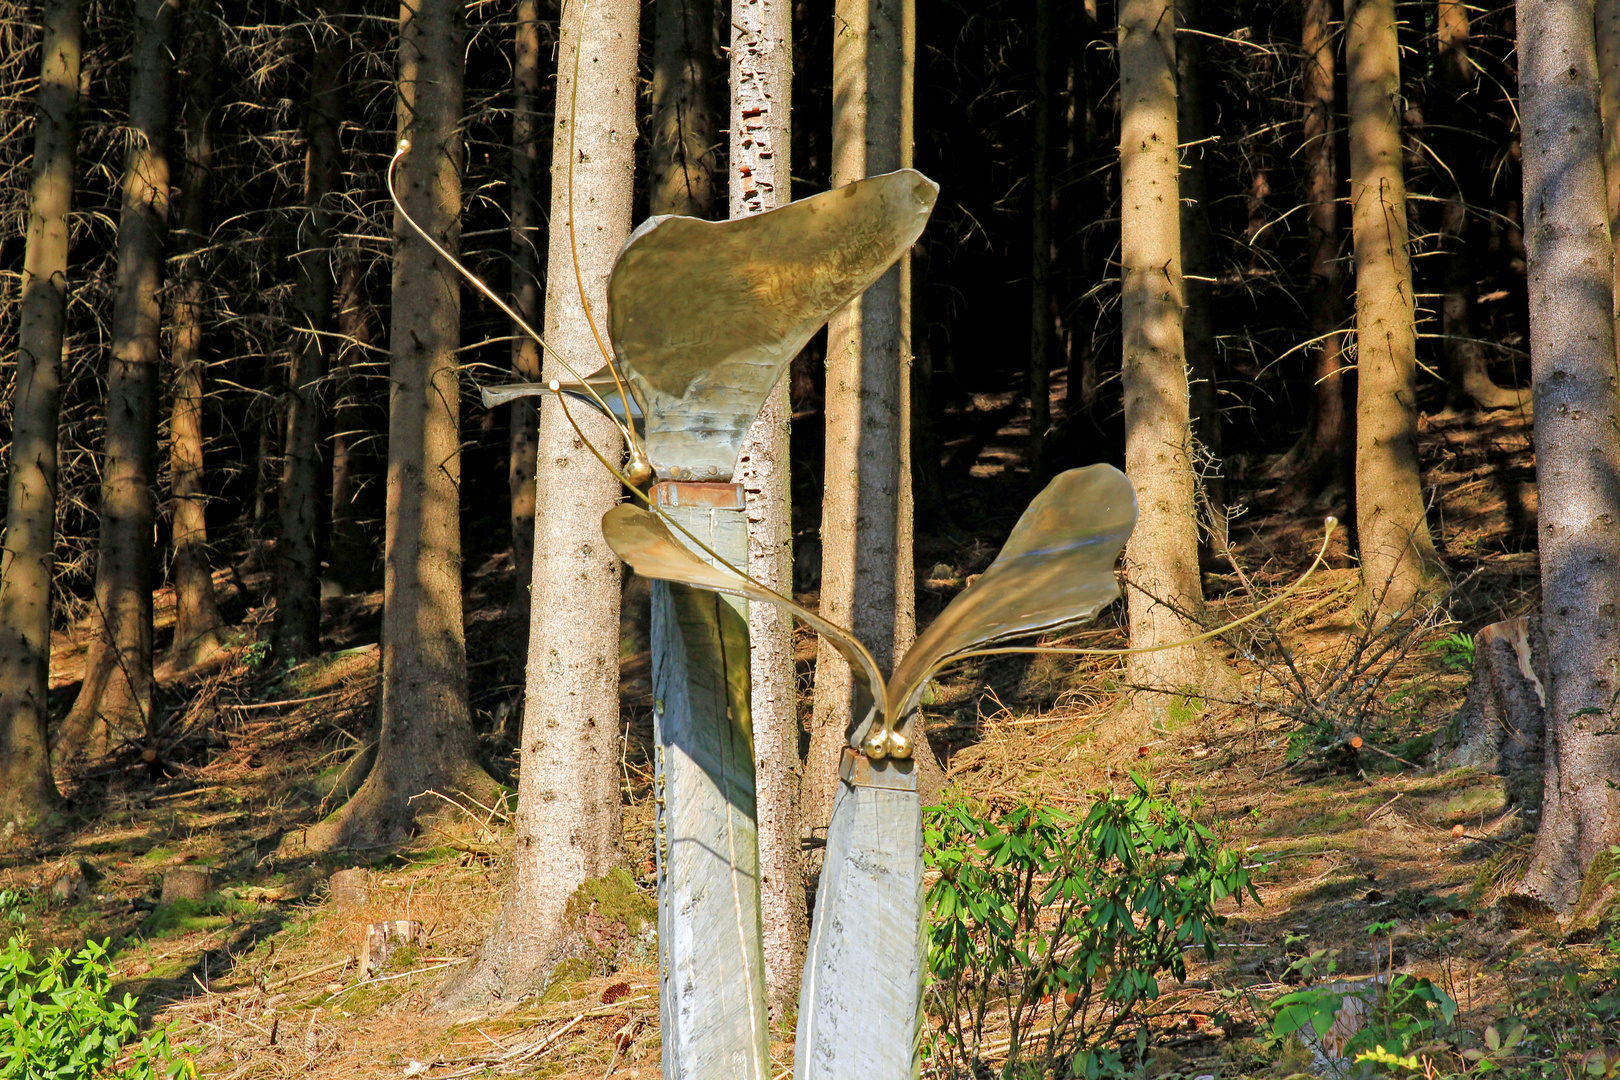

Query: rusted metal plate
[{"left": 653, "top": 481, "right": 746, "bottom": 511}]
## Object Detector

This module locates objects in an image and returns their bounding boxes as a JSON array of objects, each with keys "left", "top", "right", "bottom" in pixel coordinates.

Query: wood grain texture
[
  {"left": 652, "top": 493, "right": 770, "bottom": 1080},
  {"left": 795, "top": 775, "right": 924, "bottom": 1079}
]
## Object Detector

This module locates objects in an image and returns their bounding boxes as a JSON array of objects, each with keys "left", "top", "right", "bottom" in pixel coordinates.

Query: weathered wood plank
[
  {"left": 795, "top": 762, "right": 924, "bottom": 1080},
  {"left": 651, "top": 487, "right": 770, "bottom": 1080}
]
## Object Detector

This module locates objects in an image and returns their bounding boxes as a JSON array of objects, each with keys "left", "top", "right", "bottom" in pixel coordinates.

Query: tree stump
[
  {"left": 161, "top": 866, "right": 212, "bottom": 904},
  {"left": 360, "top": 919, "right": 421, "bottom": 978},
  {"left": 1443, "top": 616, "right": 1547, "bottom": 808},
  {"left": 328, "top": 867, "right": 368, "bottom": 908}
]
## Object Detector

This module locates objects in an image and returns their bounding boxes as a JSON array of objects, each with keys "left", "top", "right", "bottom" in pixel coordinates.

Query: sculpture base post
[
  {"left": 795, "top": 748, "right": 924, "bottom": 1079},
  {"left": 650, "top": 481, "right": 770, "bottom": 1080}
]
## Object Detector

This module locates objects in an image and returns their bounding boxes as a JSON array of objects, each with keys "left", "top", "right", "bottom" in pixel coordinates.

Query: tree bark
[
  {"left": 653, "top": 0, "right": 721, "bottom": 218},
  {"left": 275, "top": 0, "right": 348, "bottom": 660},
  {"left": 1029, "top": 0, "right": 1055, "bottom": 490},
  {"left": 292, "top": 0, "right": 496, "bottom": 850},
  {"left": 1517, "top": 0, "right": 1620, "bottom": 911},
  {"left": 1347, "top": 0, "right": 1442, "bottom": 616},
  {"left": 164, "top": 0, "right": 226, "bottom": 673},
  {"left": 1437, "top": 0, "right": 1526, "bottom": 412},
  {"left": 807, "top": 0, "right": 939, "bottom": 842},
  {"left": 327, "top": 243, "right": 377, "bottom": 591},
  {"left": 728, "top": 0, "right": 805, "bottom": 1022},
  {"left": 0, "top": 0, "right": 79, "bottom": 831},
  {"left": 1292, "top": 0, "right": 1353, "bottom": 495},
  {"left": 1596, "top": 0, "right": 1620, "bottom": 348},
  {"left": 507, "top": 0, "right": 544, "bottom": 629},
  {"left": 1117, "top": 0, "right": 1232, "bottom": 718},
  {"left": 1176, "top": 0, "right": 1223, "bottom": 534},
  {"left": 436, "top": 0, "right": 637, "bottom": 1009},
  {"left": 58, "top": 0, "right": 176, "bottom": 760}
]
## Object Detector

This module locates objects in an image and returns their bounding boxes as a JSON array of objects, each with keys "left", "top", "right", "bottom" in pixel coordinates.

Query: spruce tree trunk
[
  {"left": 327, "top": 244, "right": 376, "bottom": 591},
  {"left": 276, "top": 0, "right": 348, "bottom": 660},
  {"left": 0, "top": 0, "right": 79, "bottom": 830},
  {"left": 1176, "top": 0, "right": 1223, "bottom": 534},
  {"left": 729, "top": 0, "right": 806, "bottom": 1021},
  {"left": 1347, "top": 0, "right": 1442, "bottom": 615},
  {"left": 1029, "top": 0, "right": 1055, "bottom": 490},
  {"left": 1517, "top": 0, "right": 1620, "bottom": 911},
  {"left": 436, "top": 0, "right": 638, "bottom": 1009},
  {"left": 1117, "top": 0, "right": 1231, "bottom": 718},
  {"left": 1294, "top": 0, "right": 1353, "bottom": 494},
  {"left": 807, "top": 0, "right": 939, "bottom": 837},
  {"left": 164, "top": 0, "right": 226, "bottom": 673},
  {"left": 1596, "top": 0, "right": 1620, "bottom": 346},
  {"left": 1436, "top": 0, "right": 1524, "bottom": 412},
  {"left": 59, "top": 0, "right": 176, "bottom": 760},
  {"left": 292, "top": 0, "right": 496, "bottom": 849},
  {"left": 507, "top": 0, "right": 543, "bottom": 628},
  {"left": 653, "top": 0, "right": 720, "bottom": 218}
]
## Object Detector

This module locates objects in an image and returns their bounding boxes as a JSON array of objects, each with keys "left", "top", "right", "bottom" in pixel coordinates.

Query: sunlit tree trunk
[
  {"left": 164, "top": 0, "right": 226, "bottom": 673},
  {"left": 1518, "top": 0, "right": 1620, "bottom": 912},
  {"left": 294, "top": 0, "right": 496, "bottom": 849},
  {"left": 1347, "top": 0, "right": 1443, "bottom": 615},
  {"left": 59, "top": 0, "right": 176, "bottom": 760},
  {"left": 728, "top": 0, "right": 805, "bottom": 1021},
  {"left": 808, "top": 0, "right": 940, "bottom": 841},
  {"left": 0, "top": 0, "right": 79, "bottom": 829},
  {"left": 1117, "top": 0, "right": 1232, "bottom": 718},
  {"left": 437, "top": 0, "right": 638, "bottom": 1008},
  {"left": 275, "top": 0, "right": 349, "bottom": 660},
  {"left": 507, "top": 0, "right": 544, "bottom": 628}
]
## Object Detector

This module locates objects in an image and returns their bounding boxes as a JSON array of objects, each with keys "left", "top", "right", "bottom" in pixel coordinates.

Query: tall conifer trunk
[
  {"left": 808, "top": 0, "right": 935, "bottom": 835},
  {"left": 1117, "top": 0, "right": 1232, "bottom": 719},
  {"left": 728, "top": 0, "right": 806, "bottom": 1019},
  {"left": 59, "top": 0, "right": 176, "bottom": 759},
  {"left": 291, "top": 0, "right": 496, "bottom": 849},
  {"left": 1347, "top": 0, "right": 1442, "bottom": 614},
  {"left": 1436, "top": 0, "right": 1524, "bottom": 411},
  {"left": 507, "top": 0, "right": 544, "bottom": 628},
  {"left": 164, "top": 0, "right": 226, "bottom": 673},
  {"left": 1518, "top": 0, "right": 1620, "bottom": 911},
  {"left": 1293, "top": 0, "right": 1353, "bottom": 494},
  {"left": 437, "top": 0, "right": 639, "bottom": 1008},
  {"left": 276, "top": 0, "right": 349, "bottom": 659},
  {"left": 0, "top": 0, "right": 80, "bottom": 828}
]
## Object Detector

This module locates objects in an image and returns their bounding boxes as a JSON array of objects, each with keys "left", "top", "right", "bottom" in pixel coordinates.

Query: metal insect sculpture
[{"left": 390, "top": 25, "right": 1334, "bottom": 1072}]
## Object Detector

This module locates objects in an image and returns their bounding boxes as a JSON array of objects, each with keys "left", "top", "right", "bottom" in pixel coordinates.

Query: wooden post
[
  {"left": 650, "top": 481, "right": 770, "bottom": 1080},
  {"left": 795, "top": 749, "right": 924, "bottom": 1078}
]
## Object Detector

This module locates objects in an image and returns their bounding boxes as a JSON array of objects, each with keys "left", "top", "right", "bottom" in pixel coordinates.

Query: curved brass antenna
[{"left": 384, "top": 140, "right": 637, "bottom": 452}]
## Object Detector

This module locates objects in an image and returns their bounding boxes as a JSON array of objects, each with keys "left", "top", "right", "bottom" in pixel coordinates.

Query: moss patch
[{"left": 564, "top": 867, "right": 654, "bottom": 937}]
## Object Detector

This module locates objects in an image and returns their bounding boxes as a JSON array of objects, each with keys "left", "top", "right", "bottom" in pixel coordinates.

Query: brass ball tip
[
  {"left": 625, "top": 455, "right": 655, "bottom": 487},
  {"left": 861, "top": 732, "right": 890, "bottom": 761},
  {"left": 547, "top": 379, "right": 561, "bottom": 391},
  {"left": 1324, "top": 515, "right": 1339, "bottom": 531},
  {"left": 885, "top": 728, "right": 913, "bottom": 759}
]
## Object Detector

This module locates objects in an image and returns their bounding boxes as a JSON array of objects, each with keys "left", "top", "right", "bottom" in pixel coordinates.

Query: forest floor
[{"left": 5, "top": 394, "right": 1614, "bottom": 1079}]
